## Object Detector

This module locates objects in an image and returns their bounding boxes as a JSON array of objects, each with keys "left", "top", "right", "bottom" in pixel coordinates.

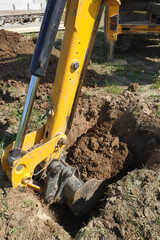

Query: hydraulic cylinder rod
[{"left": 10, "top": 76, "right": 39, "bottom": 161}]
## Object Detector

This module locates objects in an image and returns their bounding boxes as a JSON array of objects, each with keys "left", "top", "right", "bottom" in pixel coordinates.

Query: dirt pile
[
  {"left": 0, "top": 30, "right": 59, "bottom": 84},
  {"left": 67, "top": 103, "right": 130, "bottom": 181},
  {"left": 0, "top": 186, "right": 70, "bottom": 240},
  {"left": 0, "top": 30, "right": 20, "bottom": 57},
  {"left": 67, "top": 90, "right": 160, "bottom": 182},
  {"left": 66, "top": 93, "right": 104, "bottom": 148}
]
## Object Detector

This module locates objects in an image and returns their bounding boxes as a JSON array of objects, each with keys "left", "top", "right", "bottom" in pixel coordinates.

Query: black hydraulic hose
[{"left": 30, "top": 0, "right": 66, "bottom": 77}]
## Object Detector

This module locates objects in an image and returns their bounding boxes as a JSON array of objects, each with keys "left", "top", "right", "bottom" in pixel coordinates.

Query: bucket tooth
[{"left": 68, "top": 179, "right": 104, "bottom": 216}]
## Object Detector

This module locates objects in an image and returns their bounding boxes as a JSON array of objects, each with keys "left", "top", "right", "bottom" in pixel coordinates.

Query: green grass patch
[
  {"left": 54, "top": 31, "right": 64, "bottom": 49},
  {"left": 156, "top": 111, "right": 160, "bottom": 117},
  {"left": 137, "top": 88, "right": 147, "bottom": 93},
  {"left": 0, "top": 202, "right": 9, "bottom": 219},
  {"left": 17, "top": 57, "right": 27, "bottom": 63},
  {"left": 23, "top": 199, "right": 34, "bottom": 208},
  {"left": 22, "top": 32, "right": 38, "bottom": 40},
  {"left": 150, "top": 94, "right": 160, "bottom": 98},
  {"left": 30, "top": 109, "right": 45, "bottom": 130},
  {"left": 89, "top": 59, "right": 93, "bottom": 67},
  {"left": 133, "top": 104, "right": 142, "bottom": 117},
  {"left": 128, "top": 218, "right": 145, "bottom": 239},
  {"left": 150, "top": 81, "right": 160, "bottom": 89},
  {"left": 105, "top": 82, "right": 122, "bottom": 95},
  {"left": 84, "top": 91, "right": 93, "bottom": 98},
  {"left": 0, "top": 138, "right": 4, "bottom": 157},
  {"left": 140, "top": 76, "right": 152, "bottom": 83},
  {"left": 8, "top": 227, "right": 24, "bottom": 236},
  {"left": 20, "top": 199, "right": 34, "bottom": 208},
  {"left": 46, "top": 96, "right": 52, "bottom": 103},
  {"left": 11, "top": 108, "right": 22, "bottom": 121},
  {"left": 127, "top": 71, "right": 140, "bottom": 82},
  {"left": 155, "top": 217, "right": 160, "bottom": 225}
]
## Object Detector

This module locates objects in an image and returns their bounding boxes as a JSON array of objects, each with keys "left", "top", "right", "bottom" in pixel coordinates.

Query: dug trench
[
  {"left": 67, "top": 89, "right": 160, "bottom": 182},
  {"left": 0, "top": 30, "right": 160, "bottom": 239},
  {"left": 46, "top": 91, "right": 160, "bottom": 237}
]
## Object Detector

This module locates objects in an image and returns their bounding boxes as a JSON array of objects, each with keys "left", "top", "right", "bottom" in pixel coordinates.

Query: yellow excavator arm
[{"left": 1, "top": 0, "right": 105, "bottom": 215}]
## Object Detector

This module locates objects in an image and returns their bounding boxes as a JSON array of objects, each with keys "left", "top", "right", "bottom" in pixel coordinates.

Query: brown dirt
[
  {"left": 67, "top": 91, "right": 160, "bottom": 183},
  {"left": 128, "top": 82, "right": 139, "bottom": 92},
  {"left": 0, "top": 30, "right": 59, "bottom": 84},
  {"left": 67, "top": 102, "right": 129, "bottom": 181},
  {"left": 0, "top": 30, "right": 160, "bottom": 239},
  {"left": 0, "top": 186, "right": 70, "bottom": 240},
  {"left": 66, "top": 93, "right": 104, "bottom": 149},
  {"left": 75, "top": 168, "right": 160, "bottom": 240}
]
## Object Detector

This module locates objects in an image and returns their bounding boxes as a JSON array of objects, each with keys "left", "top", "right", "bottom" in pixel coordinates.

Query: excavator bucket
[{"left": 44, "top": 160, "right": 104, "bottom": 215}]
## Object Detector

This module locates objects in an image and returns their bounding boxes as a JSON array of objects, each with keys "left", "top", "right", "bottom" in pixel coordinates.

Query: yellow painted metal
[
  {"left": 43, "top": 0, "right": 103, "bottom": 143},
  {"left": 2, "top": 133, "right": 66, "bottom": 191},
  {"left": 67, "top": 0, "right": 105, "bottom": 132},
  {"left": 118, "top": 25, "right": 160, "bottom": 34},
  {"left": 104, "top": 5, "right": 119, "bottom": 41},
  {"left": 133, "top": 11, "right": 148, "bottom": 14},
  {"left": 1, "top": 0, "right": 103, "bottom": 192},
  {"left": 105, "top": 0, "right": 121, "bottom": 6},
  {"left": 1, "top": 121, "right": 66, "bottom": 191},
  {"left": 64, "top": 0, "right": 71, "bottom": 27},
  {"left": 1, "top": 126, "right": 45, "bottom": 176},
  {"left": 104, "top": 4, "right": 160, "bottom": 42}
]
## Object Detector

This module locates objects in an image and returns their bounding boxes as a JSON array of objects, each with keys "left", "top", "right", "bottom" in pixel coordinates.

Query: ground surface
[{"left": 0, "top": 28, "right": 160, "bottom": 239}]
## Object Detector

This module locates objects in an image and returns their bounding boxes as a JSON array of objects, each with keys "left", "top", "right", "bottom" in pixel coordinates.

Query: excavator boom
[{"left": 1, "top": 0, "right": 105, "bottom": 215}]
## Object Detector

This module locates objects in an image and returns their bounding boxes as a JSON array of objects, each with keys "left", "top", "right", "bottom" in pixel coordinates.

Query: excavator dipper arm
[{"left": 1, "top": 0, "right": 105, "bottom": 215}]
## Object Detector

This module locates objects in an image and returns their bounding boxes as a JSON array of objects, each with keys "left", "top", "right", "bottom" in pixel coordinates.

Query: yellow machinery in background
[{"left": 104, "top": 0, "right": 160, "bottom": 60}]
